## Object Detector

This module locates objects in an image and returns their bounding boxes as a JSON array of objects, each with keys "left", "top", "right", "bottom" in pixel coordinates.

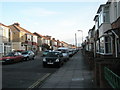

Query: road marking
[{"left": 26, "top": 73, "right": 51, "bottom": 90}]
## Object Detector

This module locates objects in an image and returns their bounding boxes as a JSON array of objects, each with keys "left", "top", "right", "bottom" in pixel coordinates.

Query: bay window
[
  {"left": 100, "top": 37, "right": 104, "bottom": 53},
  {"left": 96, "top": 40, "right": 99, "bottom": 53},
  {"left": 99, "top": 36, "right": 112, "bottom": 54},
  {"left": 105, "top": 36, "right": 112, "bottom": 53}
]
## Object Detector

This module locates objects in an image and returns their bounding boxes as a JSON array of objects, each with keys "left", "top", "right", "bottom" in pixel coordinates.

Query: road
[{"left": 2, "top": 54, "right": 58, "bottom": 88}]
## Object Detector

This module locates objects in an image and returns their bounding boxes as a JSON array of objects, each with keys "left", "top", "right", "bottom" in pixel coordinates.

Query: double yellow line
[{"left": 26, "top": 73, "right": 51, "bottom": 90}]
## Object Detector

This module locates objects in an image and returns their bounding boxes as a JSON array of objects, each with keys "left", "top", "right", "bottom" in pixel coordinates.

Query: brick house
[{"left": 9, "top": 23, "right": 38, "bottom": 51}]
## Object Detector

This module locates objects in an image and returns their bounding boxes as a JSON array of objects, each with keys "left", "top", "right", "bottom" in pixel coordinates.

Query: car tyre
[
  {"left": 32, "top": 57, "right": 35, "bottom": 60},
  {"left": 26, "top": 57, "right": 29, "bottom": 61},
  {"left": 56, "top": 63, "right": 61, "bottom": 68}
]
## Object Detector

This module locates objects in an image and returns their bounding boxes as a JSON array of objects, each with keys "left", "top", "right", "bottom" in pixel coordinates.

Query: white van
[{"left": 57, "top": 47, "right": 69, "bottom": 61}]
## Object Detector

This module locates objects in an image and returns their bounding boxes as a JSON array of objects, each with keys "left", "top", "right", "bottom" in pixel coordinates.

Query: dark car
[
  {"left": 0, "top": 52, "right": 24, "bottom": 64},
  {"left": 42, "top": 51, "right": 64, "bottom": 68},
  {"left": 21, "top": 50, "right": 35, "bottom": 61},
  {"left": 42, "top": 50, "right": 51, "bottom": 56}
]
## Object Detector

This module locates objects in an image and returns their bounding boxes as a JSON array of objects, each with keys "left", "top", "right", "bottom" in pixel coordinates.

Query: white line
[{"left": 26, "top": 73, "right": 51, "bottom": 90}]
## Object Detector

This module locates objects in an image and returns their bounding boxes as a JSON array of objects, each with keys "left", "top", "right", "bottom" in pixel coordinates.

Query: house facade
[
  {"left": 9, "top": 23, "right": 38, "bottom": 51},
  {"left": 93, "top": 1, "right": 120, "bottom": 58},
  {"left": 0, "top": 23, "right": 12, "bottom": 57}
]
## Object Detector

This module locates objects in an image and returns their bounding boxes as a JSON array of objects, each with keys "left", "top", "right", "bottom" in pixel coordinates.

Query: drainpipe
[{"left": 115, "top": 37, "right": 118, "bottom": 57}]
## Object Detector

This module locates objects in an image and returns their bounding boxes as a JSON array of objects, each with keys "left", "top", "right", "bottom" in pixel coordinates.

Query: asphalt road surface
[{"left": 2, "top": 54, "right": 58, "bottom": 88}]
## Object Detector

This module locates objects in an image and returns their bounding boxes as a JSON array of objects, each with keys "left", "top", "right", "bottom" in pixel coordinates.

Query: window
[
  {"left": 103, "top": 5, "right": 110, "bottom": 23},
  {"left": 100, "top": 37, "right": 104, "bottom": 53},
  {"left": 88, "top": 44, "right": 92, "bottom": 51},
  {"left": 96, "top": 40, "right": 99, "bottom": 53},
  {"left": 0, "top": 44, "right": 3, "bottom": 53},
  {"left": 98, "top": 5, "right": 110, "bottom": 26},
  {"left": 95, "top": 21, "right": 99, "bottom": 31},
  {"left": 105, "top": 36, "right": 112, "bottom": 53},
  {"left": 99, "top": 11, "right": 103, "bottom": 26},
  {"left": 99, "top": 36, "right": 112, "bottom": 54}
]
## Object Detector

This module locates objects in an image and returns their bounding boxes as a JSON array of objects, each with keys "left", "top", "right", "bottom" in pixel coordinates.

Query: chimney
[
  {"left": 52, "top": 38, "right": 55, "bottom": 40},
  {"left": 13, "top": 23, "right": 20, "bottom": 26}
]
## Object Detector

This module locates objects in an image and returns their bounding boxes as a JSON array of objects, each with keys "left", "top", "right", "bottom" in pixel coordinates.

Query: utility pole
[{"left": 78, "top": 30, "right": 83, "bottom": 45}]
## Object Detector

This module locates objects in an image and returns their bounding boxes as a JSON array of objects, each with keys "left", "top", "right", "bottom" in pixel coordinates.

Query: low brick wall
[{"left": 94, "top": 59, "right": 115, "bottom": 88}]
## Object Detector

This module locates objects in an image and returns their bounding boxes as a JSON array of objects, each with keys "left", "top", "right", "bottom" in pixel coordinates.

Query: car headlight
[
  {"left": 6, "top": 59, "right": 11, "bottom": 60},
  {"left": 55, "top": 59, "right": 59, "bottom": 62},
  {"left": 43, "top": 58, "right": 46, "bottom": 62}
]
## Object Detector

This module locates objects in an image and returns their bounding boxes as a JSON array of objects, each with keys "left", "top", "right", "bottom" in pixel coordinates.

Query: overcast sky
[{"left": 0, "top": 0, "right": 107, "bottom": 45}]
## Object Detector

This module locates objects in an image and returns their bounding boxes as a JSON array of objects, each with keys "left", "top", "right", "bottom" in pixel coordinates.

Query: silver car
[
  {"left": 21, "top": 51, "right": 35, "bottom": 60},
  {"left": 57, "top": 47, "right": 69, "bottom": 61}
]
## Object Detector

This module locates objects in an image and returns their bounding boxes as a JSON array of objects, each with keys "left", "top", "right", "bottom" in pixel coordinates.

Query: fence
[{"left": 104, "top": 67, "right": 120, "bottom": 88}]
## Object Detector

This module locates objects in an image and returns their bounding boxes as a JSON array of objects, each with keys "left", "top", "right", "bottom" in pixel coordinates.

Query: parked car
[
  {"left": 42, "top": 50, "right": 51, "bottom": 56},
  {"left": 21, "top": 50, "right": 35, "bottom": 60},
  {"left": 42, "top": 51, "right": 64, "bottom": 68},
  {"left": 68, "top": 49, "right": 74, "bottom": 57},
  {"left": 0, "top": 52, "right": 24, "bottom": 64},
  {"left": 57, "top": 47, "right": 69, "bottom": 61}
]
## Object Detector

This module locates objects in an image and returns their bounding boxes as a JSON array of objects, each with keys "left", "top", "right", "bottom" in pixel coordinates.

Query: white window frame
[{"left": 99, "top": 36, "right": 113, "bottom": 55}]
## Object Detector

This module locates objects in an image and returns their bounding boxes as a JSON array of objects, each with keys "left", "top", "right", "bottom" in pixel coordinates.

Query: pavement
[{"left": 39, "top": 50, "right": 96, "bottom": 88}]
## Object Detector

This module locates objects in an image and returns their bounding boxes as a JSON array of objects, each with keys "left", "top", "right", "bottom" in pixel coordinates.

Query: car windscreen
[
  {"left": 5, "top": 52, "right": 14, "bottom": 56},
  {"left": 46, "top": 52, "right": 59, "bottom": 57},
  {"left": 58, "top": 49, "right": 67, "bottom": 53},
  {"left": 21, "top": 51, "right": 28, "bottom": 54}
]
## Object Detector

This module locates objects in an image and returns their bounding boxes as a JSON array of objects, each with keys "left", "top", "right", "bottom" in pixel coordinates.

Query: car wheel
[
  {"left": 32, "top": 57, "right": 35, "bottom": 60},
  {"left": 26, "top": 57, "right": 29, "bottom": 61},
  {"left": 56, "top": 63, "right": 61, "bottom": 68}
]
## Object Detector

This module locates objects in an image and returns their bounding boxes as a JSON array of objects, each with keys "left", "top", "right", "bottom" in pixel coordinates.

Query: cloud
[{"left": 21, "top": 8, "right": 62, "bottom": 17}]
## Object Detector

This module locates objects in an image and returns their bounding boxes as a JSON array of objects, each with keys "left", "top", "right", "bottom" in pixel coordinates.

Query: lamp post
[
  {"left": 75, "top": 33, "right": 77, "bottom": 48},
  {"left": 78, "top": 30, "right": 83, "bottom": 45}
]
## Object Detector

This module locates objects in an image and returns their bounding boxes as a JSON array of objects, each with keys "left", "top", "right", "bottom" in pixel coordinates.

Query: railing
[{"left": 104, "top": 67, "right": 120, "bottom": 88}]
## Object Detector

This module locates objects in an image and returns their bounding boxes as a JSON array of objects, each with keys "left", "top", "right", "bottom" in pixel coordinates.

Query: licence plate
[{"left": 47, "top": 62, "right": 53, "bottom": 64}]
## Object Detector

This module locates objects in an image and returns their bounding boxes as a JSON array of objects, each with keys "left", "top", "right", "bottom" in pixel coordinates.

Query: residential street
[
  {"left": 1, "top": 1, "right": 120, "bottom": 89},
  {"left": 2, "top": 51, "right": 95, "bottom": 89},
  {"left": 39, "top": 50, "right": 95, "bottom": 88}
]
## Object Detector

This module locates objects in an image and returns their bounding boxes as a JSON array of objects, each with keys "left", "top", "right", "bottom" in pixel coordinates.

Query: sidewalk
[{"left": 39, "top": 51, "right": 96, "bottom": 88}]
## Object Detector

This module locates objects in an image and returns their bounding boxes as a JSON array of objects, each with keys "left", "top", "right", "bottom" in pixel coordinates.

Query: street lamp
[
  {"left": 75, "top": 33, "right": 77, "bottom": 47},
  {"left": 78, "top": 30, "right": 83, "bottom": 45}
]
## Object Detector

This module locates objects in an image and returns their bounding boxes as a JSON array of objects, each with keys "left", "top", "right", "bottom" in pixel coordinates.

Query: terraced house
[
  {"left": 0, "top": 23, "right": 12, "bottom": 57},
  {"left": 83, "top": 0, "right": 120, "bottom": 88},
  {"left": 9, "top": 23, "right": 38, "bottom": 51},
  {"left": 93, "top": 1, "right": 120, "bottom": 58}
]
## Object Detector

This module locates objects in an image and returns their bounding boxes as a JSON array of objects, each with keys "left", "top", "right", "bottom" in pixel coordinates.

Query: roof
[
  {"left": 104, "top": 28, "right": 120, "bottom": 38},
  {"left": 9, "top": 23, "right": 37, "bottom": 36},
  {"left": 33, "top": 32, "right": 43, "bottom": 38},
  {"left": 0, "top": 23, "right": 9, "bottom": 27},
  {"left": 97, "top": 4, "right": 105, "bottom": 14},
  {"left": 93, "top": 15, "right": 98, "bottom": 21}
]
